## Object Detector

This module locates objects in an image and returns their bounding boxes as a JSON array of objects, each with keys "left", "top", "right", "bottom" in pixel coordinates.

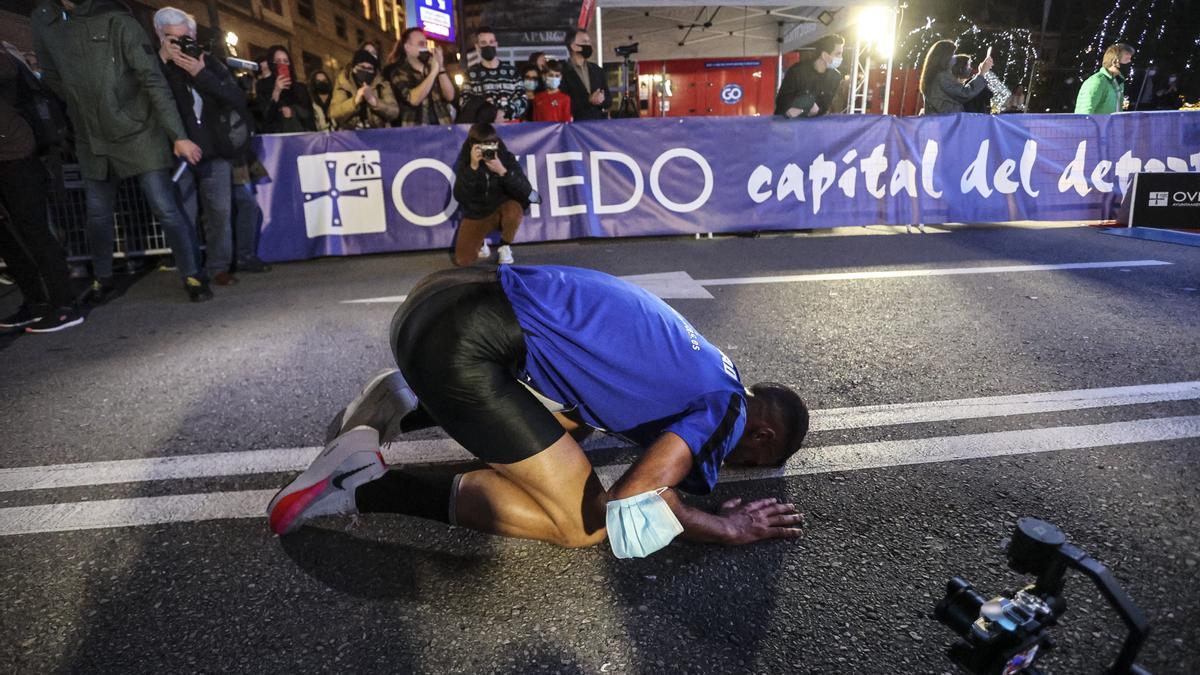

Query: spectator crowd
[
  {"left": 1, "top": 4, "right": 615, "bottom": 335},
  {"left": 0, "top": 0, "right": 1171, "bottom": 336}
]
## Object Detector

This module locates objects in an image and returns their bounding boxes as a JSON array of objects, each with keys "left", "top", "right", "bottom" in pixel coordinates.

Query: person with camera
[
  {"left": 949, "top": 55, "right": 994, "bottom": 114},
  {"left": 385, "top": 28, "right": 455, "bottom": 127},
  {"left": 452, "top": 122, "right": 533, "bottom": 266},
  {"left": 254, "top": 46, "right": 316, "bottom": 134},
  {"left": 154, "top": 7, "right": 250, "bottom": 288},
  {"left": 559, "top": 28, "right": 610, "bottom": 121},
  {"left": 32, "top": 0, "right": 210, "bottom": 303},
  {"left": 460, "top": 27, "right": 527, "bottom": 124},
  {"left": 0, "top": 49, "right": 81, "bottom": 332},
  {"left": 919, "top": 40, "right": 994, "bottom": 115},
  {"left": 330, "top": 46, "right": 398, "bottom": 130},
  {"left": 775, "top": 34, "right": 845, "bottom": 118}
]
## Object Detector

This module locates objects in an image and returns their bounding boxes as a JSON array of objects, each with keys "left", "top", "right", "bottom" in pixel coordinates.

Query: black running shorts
[{"left": 389, "top": 266, "right": 565, "bottom": 464}]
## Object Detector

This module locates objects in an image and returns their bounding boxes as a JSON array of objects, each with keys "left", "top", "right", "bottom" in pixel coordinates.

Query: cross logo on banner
[{"left": 297, "top": 151, "right": 386, "bottom": 239}]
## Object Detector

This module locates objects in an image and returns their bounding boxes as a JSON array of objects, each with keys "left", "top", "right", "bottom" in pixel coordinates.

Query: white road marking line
[
  {"left": 3, "top": 380, "right": 1198, "bottom": 494},
  {"left": 0, "top": 490, "right": 277, "bottom": 537},
  {"left": 0, "top": 439, "right": 472, "bottom": 494},
  {"left": 614, "top": 271, "right": 715, "bottom": 299},
  {"left": 339, "top": 260, "right": 1173, "bottom": 303},
  {"left": 3, "top": 415, "right": 1198, "bottom": 536},
  {"left": 694, "top": 260, "right": 1172, "bottom": 286},
  {"left": 342, "top": 294, "right": 407, "bottom": 304},
  {"left": 707, "top": 414, "right": 1200, "bottom": 486},
  {"left": 813, "top": 380, "right": 1200, "bottom": 431}
]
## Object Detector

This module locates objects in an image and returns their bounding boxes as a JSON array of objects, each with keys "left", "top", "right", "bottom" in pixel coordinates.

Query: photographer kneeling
[{"left": 452, "top": 122, "right": 533, "bottom": 266}]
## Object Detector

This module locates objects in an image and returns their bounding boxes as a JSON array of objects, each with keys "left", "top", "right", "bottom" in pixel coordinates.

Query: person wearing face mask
[
  {"left": 1075, "top": 43, "right": 1135, "bottom": 114},
  {"left": 385, "top": 28, "right": 456, "bottom": 127},
  {"left": 330, "top": 46, "right": 399, "bottom": 130},
  {"left": 309, "top": 70, "right": 335, "bottom": 131},
  {"left": 460, "top": 27, "right": 527, "bottom": 124},
  {"left": 520, "top": 64, "right": 542, "bottom": 120},
  {"left": 558, "top": 27, "right": 610, "bottom": 121},
  {"left": 532, "top": 61, "right": 572, "bottom": 123},
  {"left": 254, "top": 45, "right": 316, "bottom": 133},
  {"left": 775, "top": 34, "right": 846, "bottom": 118},
  {"left": 267, "top": 263, "right": 809, "bottom": 558},
  {"left": 918, "top": 40, "right": 993, "bottom": 115}
]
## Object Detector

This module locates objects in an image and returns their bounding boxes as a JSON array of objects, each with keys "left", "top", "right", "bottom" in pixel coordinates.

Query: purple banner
[{"left": 252, "top": 113, "right": 1200, "bottom": 263}]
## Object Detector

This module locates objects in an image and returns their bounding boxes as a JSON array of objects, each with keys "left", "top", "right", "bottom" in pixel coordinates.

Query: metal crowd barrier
[{"left": 47, "top": 149, "right": 175, "bottom": 264}]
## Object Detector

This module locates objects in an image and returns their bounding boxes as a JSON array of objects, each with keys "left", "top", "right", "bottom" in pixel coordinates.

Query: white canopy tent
[{"left": 592, "top": 0, "right": 901, "bottom": 113}]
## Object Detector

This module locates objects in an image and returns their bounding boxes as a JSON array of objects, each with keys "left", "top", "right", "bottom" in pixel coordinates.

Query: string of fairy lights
[
  {"left": 1078, "top": 0, "right": 1195, "bottom": 76},
  {"left": 896, "top": 3, "right": 1195, "bottom": 109},
  {"left": 898, "top": 15, "right": 1038, "bottom": 89}
]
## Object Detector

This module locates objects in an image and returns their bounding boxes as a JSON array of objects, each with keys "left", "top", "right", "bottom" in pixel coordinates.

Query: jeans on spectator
[
  {"left": 0, "top": 156, "right": 73, "bottom": 307},
  {"left": 231, "top": 182, "right": 261, "bottom": 263},
  {"left": 84, "top": 169, "right": 199, "bottom": 279},
  {"left": 177, "top": 158, "right": 233, "bottom": 276}
]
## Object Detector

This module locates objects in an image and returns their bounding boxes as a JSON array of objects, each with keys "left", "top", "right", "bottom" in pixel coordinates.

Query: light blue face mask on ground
[{"left": 606, "top": 487, "right": 684, "bottom": 559}]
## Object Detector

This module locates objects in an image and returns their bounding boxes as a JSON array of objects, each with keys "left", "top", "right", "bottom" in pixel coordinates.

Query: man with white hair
[
  {"left": 154, "top": 7, "right": 251, "bottom": 288},
  {"left": 31, "top": 0, "right": 212, "bottom": 303}
]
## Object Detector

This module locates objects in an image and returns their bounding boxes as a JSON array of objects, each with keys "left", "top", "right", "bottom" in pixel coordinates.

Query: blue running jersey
[{"left": 498, "top": 265, "right": 746, "bottom": 494}]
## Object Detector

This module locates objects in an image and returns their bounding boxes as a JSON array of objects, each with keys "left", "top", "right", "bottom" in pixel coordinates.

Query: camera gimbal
[{"left": 934, "top": 517, "right": 1151, "bottom": 675}]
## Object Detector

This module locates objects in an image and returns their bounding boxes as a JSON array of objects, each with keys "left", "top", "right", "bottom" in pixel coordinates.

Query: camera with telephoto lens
[
  {"left": 934, "top": 517, "right": 1151, "bottom": 675},
  {"left": 478, "top": 142, "right": 499, "bottom": 161},
  {"left": 174, "top": 34, "right": 205, "bottom": 59},
  {"left": 614, "top": 42, "right": 639, "bottom": 59}
]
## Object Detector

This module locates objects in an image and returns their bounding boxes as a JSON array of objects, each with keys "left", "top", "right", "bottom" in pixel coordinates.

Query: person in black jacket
[
  {"left": 452, "top": 122, "right": 534, "bottom": 266},
  {"left": 254, "top": 45, "right": 316, "bottom": 133},
  {"left": 559, "top": 27, "right": 610, "bottom": 121},
  {"left": 775, "top": 34, "right": 844, "bottom": 118},
  {"left": 155, "top": 7, "right": 250, "bottom": 287},
  {"left": 0, "top": 50, "right": 82, "bottom": 333}
]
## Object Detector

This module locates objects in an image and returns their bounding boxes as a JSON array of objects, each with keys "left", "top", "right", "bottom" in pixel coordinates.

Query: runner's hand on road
[{"left": 718, "top": 497, "right": 803, "bottom": 545}]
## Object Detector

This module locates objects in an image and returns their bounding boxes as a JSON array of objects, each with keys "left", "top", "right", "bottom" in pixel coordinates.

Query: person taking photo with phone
[
  {"left": 254, "top": 45, "right": 315, "bottom": 133},
  {"left": 920, "top": 40, "right": 995, "bottom": 115}
]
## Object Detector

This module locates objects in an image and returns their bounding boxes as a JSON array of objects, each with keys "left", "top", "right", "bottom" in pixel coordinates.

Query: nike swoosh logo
[{"left": 331, "top": 464, "right": 373, "bottom": 490}]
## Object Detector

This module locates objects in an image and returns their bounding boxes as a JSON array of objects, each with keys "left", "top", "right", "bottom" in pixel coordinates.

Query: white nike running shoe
[
  {"left": 478, "top": 241, "right": 491, "bottom": 259},
  {"left": 325, "top": 368, "right": 419, "bottom": 444},
  {"left": 267, "top": 426, "right": 387, "bottom": 536}
]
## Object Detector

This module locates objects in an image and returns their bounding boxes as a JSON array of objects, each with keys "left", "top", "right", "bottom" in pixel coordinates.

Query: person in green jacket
[
  {"left": 1075, "top": 43, "right": 1135, "bottom": 115},
  {"left": 31, "top": 0, "right": 213, "bottom": 303}
]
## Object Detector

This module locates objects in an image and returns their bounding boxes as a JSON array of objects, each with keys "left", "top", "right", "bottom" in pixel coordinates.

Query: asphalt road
[{"left": 1, "top": 224, "right": 1198, "bottom": 674}]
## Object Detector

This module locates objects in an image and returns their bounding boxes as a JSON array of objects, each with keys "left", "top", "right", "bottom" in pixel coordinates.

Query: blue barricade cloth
[{"left": 252, "top": 112, "right": 1200, "bottom": 262}]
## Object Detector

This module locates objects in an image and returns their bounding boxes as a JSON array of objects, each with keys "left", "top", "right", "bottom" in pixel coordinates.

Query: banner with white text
[{"left": 252, "top": 112, "right": 1200, "bottom": 262}]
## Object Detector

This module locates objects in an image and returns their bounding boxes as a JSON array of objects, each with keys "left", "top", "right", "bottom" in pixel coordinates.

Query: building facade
[{"left": 1, "top": 0, "right": 405, "bottom": 82}]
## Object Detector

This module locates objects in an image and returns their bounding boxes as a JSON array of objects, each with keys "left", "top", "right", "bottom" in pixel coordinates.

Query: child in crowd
[{"left": 531, "top": 61, "right": 573, "bottom": 123}]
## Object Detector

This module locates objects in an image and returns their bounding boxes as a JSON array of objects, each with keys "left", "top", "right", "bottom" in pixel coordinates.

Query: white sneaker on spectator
[
  {"left": 477, "top": 241, "right": 491, "bottom": 259},
  {"left": 497, "top": 245, "right": 514, "bottom": 265}
]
